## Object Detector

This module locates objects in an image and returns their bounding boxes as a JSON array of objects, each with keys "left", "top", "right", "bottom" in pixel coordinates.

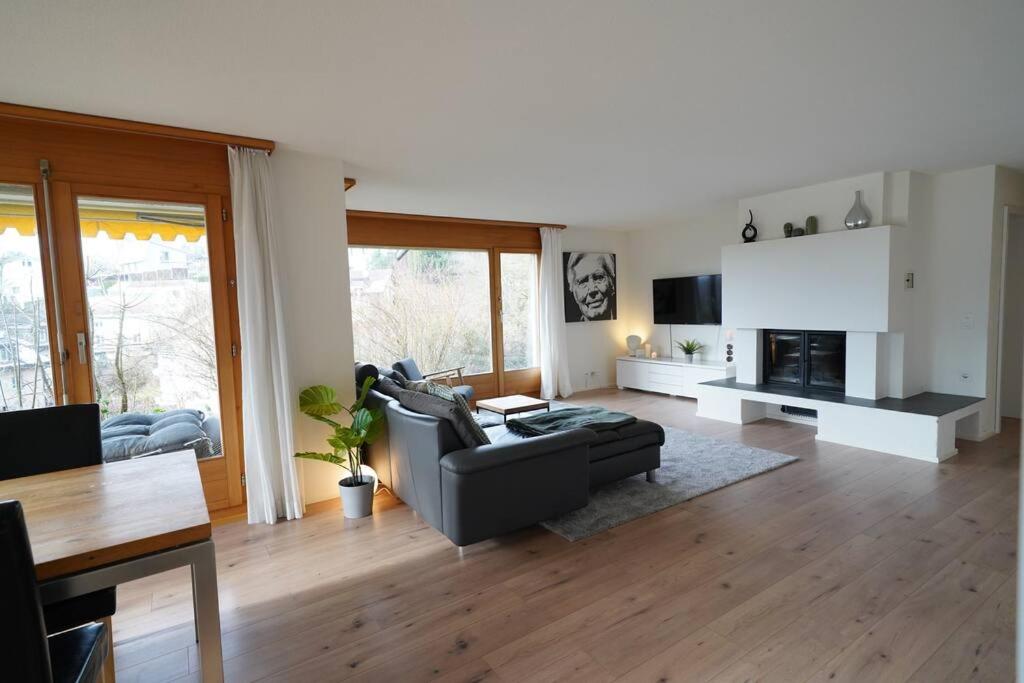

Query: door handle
[{"left": 77, "top": 332, "right": 87, "bottom": 365}]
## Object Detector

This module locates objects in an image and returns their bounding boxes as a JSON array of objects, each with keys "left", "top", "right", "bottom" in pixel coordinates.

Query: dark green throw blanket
[{"left": 506, "top": 406, "right": 636, "bottom": 437}]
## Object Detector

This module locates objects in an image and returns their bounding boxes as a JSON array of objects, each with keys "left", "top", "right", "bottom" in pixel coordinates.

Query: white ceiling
[{"left": 2, "top": 0, "right": 1023, "bottom": 230}]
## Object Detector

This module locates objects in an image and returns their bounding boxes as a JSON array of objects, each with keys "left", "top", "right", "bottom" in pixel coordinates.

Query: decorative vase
[
  {"left": 783, "top": 222, "right": 794, "bottom": 238},
  {"left": 845, "top": 190, "right": 871, "bottom": 230},
  {"left": 339, "top": 475, "right": 375, "bottom": 518},
  {"left": 684, "top": 353, "right": 695, "bottom": 364}
]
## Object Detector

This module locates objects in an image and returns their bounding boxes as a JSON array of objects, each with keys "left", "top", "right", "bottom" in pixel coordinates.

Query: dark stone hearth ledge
[{"left": 700, "top": 378, "right": 983, "bottom": 417}]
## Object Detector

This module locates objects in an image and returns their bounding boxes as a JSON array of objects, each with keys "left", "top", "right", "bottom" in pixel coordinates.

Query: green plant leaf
[
  {"left": 294, "top": 451, "right": 345, "bottom": 467},
  {"left": 362, "top": 408, "right": 384, "bottom": 444},
  {"left": 299, "top": 385, "right": 342, "bottom": 417},
  {"left": 351, "top": 375, "right": 375, "bottom": 413}
]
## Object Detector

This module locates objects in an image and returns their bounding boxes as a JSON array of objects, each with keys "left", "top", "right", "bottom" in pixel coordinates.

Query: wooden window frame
[
  {"left": 346, "top": 211, "right": 563, "bottom": 399},
  {"left": 0, "top": 106, "right": 253, "bottom": 514}
]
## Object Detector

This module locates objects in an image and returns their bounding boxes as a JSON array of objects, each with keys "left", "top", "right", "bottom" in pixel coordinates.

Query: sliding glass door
[{"left": 0, "top": 177, "right": 243, "bottom": 510}]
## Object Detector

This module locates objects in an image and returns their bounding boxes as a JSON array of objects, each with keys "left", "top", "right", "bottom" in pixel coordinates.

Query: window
[
  {"left": 349, "top": 247, "right": 494, "bottom": 375},
  {"left": 500, "top": 252, "right": 540, "bottom": 371},
  {"left": 0, "top": 183, "right": 56, "bottom": 410},
  {"left": 346, "top": 211, "right": 548, "bottom": 398}
]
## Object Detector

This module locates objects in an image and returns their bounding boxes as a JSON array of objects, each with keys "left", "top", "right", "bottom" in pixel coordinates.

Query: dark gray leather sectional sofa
[{"left": 357, "top": 364, "right": 664, "bottom": 546}]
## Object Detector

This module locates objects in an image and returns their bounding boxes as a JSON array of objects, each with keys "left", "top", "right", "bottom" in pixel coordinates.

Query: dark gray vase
[{"left": 845, "top": 190, "right": 871, "bottom": 229}]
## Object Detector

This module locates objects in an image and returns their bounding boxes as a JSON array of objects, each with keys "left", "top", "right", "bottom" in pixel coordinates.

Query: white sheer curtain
[
  {"left": 539, "top": 227, "right": 574, "bottom": 399},
  {"left": 228, "top": 147, "right": 303, "bottom": 524}
]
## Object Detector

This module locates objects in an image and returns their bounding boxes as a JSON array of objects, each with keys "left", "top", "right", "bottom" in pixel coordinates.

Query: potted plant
[
  {"left": 675, "top": 339, "right": 706, "bottom": 364},
  {"left": 294, "top": 377, "right": 383, "bottom": 519}
]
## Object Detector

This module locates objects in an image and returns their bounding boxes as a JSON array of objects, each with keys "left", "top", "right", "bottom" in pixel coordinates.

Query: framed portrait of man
[{"left": 563, "top": 252, "right": 617, "bottom": 322}]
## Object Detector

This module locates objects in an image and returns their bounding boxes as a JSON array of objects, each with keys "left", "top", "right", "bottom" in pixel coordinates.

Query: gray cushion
[
  {"left": 374, "top": 377, "right": 404, "bottom": 400},
  {"left": 426, "top": 383, "right": 490, "bottom": 446},
  {"left": 397, "top": 389, "right": 489, "bottom": 449},
  {"left": 393, "top": 358, "right": 424, "bottom": 381},
  {"left": 100, "top": 409, "right": 214, "bottom": 461}
]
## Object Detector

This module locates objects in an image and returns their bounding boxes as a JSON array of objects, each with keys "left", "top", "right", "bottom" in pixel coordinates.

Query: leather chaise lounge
[{"left": 357, "top": 363, "right": 664, "bottom": 546}]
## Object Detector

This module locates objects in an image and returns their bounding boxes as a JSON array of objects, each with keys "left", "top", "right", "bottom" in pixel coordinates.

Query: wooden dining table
[{"left": 0, "top": 450, "right": 224, "bottom": 682}]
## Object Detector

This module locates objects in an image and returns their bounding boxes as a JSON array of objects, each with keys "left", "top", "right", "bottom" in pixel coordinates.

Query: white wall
[
  {"left": 619, "top": 204, "right": 736, "bottom": 362},
  {"left": 271, "top": 148, "right": 356, "bottom": 504},
  {"left": 560, "top": 226, "right": 630, "bottom": 391},
  {"left": 721, "top": 226, "right": 894, "bottom": 333},
  {"left": 999, "top": 213, "right": 1024, "bottom": 419}
]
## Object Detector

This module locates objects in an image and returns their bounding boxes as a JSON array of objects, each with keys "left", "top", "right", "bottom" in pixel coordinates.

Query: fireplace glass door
[
  {"left": 763, "top": 330, "right": 846, "bottom": 393},
  {"left": 806, "top": 332, "right": 846, "bottom": 391},
  {"left": 764, "top": 331, "right": 803, "bottom": 385}
]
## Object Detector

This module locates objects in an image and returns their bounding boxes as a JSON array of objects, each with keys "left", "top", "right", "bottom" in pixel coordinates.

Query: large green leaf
[
  {"left": 351, "top": 375, "right": 376, "bottom": 413},
  {"left": 353, "top": 407, "right": 384, "bottom": 444},
  {"left": 299, "top": 385, "right": 342, "bottom": 417},
  {"left": 294, "top": 451, "right": 345, "bottom": 467}
]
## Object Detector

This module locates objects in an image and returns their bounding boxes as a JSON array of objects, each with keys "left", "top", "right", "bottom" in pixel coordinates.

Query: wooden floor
[{"left": 113, "top": 389, "right": 1019, "bottom": 682}]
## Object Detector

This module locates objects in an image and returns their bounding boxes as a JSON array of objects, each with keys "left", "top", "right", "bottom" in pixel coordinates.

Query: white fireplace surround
[
  {"left": 721, "top": 224, "right": 911, "bottom": 401},
  {"left": 695, "top": 222, "right": 984, "bottom": 462}
]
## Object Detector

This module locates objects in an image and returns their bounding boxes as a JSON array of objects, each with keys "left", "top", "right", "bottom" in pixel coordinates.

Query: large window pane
[
  {"left": 500, "top": 252, "right": 539, "bottom": 371},
  {"left": 349, "top": 247, "right": 493, "bottom": 375},
  {"left": 77, "top": 196, "right": 222, "bottom": 457},
  {"left": 0, "top": 183, "right": 55, "bottom": 410}
]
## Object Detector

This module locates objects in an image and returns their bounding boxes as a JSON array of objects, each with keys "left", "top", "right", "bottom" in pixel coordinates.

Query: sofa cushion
[
  {"left": 374, "top": 376, "right": 404, "bottom": 400},
  {"left": 426, "top": 383, "right": 490, "bottom": 446},
  {"left": 99, "top": 411, "right": 213, "bottom": 462},
  {"left": 588, "top": 419, "right": 664, "bottom": 462},
  {"left": 398, "top": 389, "right": 489, "bottom": 449}
]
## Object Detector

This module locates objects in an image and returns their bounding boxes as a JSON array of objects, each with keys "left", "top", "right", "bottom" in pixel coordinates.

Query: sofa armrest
[
  {"left": 439, "top": 428, "right": 597, "bottom": 475},
  {"left": 437, "top": 428, "right": 595, "bottom": 546}
]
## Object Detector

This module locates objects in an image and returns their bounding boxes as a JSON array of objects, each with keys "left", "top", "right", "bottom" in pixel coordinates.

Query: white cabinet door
[{"left": 616, "top": 360, "right": 646, "bottom": 389}]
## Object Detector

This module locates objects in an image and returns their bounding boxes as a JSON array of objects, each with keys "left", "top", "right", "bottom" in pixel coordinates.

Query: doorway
[
  {"left": 0, "top": 178, "right": 243, "bottom": 511},
  {"left": 997, "top": 207, "right": 1024, "bottom": 431}
]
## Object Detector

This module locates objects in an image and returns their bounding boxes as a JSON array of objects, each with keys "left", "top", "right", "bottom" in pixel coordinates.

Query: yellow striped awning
[{"left": 0, "top": 203, "right": 207, "bottom": 243}]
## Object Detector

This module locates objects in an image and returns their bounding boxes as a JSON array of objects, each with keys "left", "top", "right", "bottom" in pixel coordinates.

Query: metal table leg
[
  {"left": 39, "top": 539, "right": 225, "bottom": 682},
  {"left": 192, "top": 541, "right": 224, "bottom": 682}
]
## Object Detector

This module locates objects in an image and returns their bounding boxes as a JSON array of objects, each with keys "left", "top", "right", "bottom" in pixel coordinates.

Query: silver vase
[{"left": 845, "top": 190, "right": 871, "bottom": 230}]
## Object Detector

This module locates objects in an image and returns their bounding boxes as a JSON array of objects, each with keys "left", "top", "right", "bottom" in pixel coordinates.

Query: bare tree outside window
[
  {"left": 0, "top": 183, "right": 55, "bottom": 412},
  {"left": 349, "top": 248, "right": 493, "bottom": 375}
]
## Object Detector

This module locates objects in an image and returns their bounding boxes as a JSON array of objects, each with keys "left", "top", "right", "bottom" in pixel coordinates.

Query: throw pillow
[
  {"left": 397, "top": 389, "right": 489, "bottom": 449},
  {"left": 426, "top": 383, "right": 491, "bottom": 446},
  {"left": 391, "top": 370, "right": 432, "bottom": 394}
]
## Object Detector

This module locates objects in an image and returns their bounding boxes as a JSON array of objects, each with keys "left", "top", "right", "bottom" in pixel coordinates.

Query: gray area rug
[{"left": 540, "top": 425, "right": 798, "bottom": 541}]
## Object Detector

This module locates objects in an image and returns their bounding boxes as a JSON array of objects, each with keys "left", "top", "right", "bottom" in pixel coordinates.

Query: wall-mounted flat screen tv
[{"left": 653, "top": 274, "right": 722, "bottom": 325}]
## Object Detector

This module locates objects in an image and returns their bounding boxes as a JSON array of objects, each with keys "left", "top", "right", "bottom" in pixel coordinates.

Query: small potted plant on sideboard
[
  {"left": 294, "top": 377, "right": 383, "bottom": 518},
  {"left": 675, "top": 338, "right": 706, "bottom": 364}
]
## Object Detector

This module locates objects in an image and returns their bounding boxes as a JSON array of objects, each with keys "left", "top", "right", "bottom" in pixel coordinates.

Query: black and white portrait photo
[{"left": 563, "top": 252, "right": 617, "bottom": 322}]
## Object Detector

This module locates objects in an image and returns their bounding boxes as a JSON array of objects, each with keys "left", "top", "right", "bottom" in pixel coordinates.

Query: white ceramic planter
[{"left": 339, "top": 475, "right": 375, "bottom": 518}]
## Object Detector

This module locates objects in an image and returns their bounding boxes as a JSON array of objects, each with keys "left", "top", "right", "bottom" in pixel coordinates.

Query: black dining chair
[
  {"left": 0, "top": 499, "right": 109, "bottom": 683},
  {"left": 0, "top": 404, "right": 118, "bottom": 678}
]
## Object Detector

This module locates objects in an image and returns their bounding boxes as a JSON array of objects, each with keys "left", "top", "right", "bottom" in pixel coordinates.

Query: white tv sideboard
[{"left": 616, "top": 356, "right": 735, "bottom": 398}]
